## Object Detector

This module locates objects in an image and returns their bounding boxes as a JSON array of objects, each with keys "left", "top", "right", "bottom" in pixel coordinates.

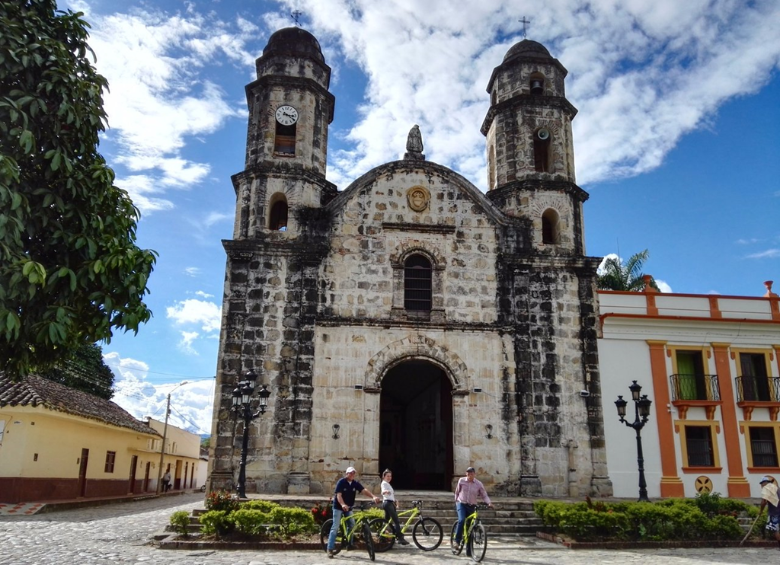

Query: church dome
[
  {"left": 262, "top": 27, "right": 325, "bottom": 64},
  {"left": 503, "top": 39, "right": 552, "bottom": 62}
]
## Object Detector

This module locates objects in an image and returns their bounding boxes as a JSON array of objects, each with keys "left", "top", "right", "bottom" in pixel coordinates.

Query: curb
[
  {"left": 158, "top": 535, "right": 322, "bottom": 551},
  {"left": 535, "top": 531, "right": 778, "bottom": 549}
]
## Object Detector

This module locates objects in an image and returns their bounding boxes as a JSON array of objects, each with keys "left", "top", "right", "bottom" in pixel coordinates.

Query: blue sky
[{"left": 60, "top": 0, "right": 780, "bottom": 433}]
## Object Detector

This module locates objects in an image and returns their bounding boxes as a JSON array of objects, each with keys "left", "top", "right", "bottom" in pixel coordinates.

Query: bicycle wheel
[
  {"left": 412, "top": 517, "right": 443, "bottom": 551},
  {"left": 362, "top": 521, "right": 375, "bottom": 561},
  {"left": 320, "top": 519, "right": 344, "bottom": 555},
  {"left": 369, "top": 518, "right": 395, "bottom": 552},
  {"left": 449, "top": 521, "right": 463, "bottom": 555},
  {"left": 470, "top": 523, "right": 487, "bottom": 562}
]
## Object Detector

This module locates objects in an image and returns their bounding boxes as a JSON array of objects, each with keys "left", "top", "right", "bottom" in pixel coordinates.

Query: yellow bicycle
[
  {"left": 319, "top": 502, "right": 375, "bottom": 561},
  {"left": 369, "top": 499, "right": 443, "bottom": 551},
  {"left": 449, "top": 503, "right": 489, "bottom": 562}
]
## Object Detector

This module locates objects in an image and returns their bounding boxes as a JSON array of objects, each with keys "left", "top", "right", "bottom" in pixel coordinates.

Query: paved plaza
[{"left": 0, "top": 493, "right": 777, "bottom": 564}]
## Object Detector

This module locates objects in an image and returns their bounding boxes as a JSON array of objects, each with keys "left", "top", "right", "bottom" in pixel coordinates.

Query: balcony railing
[
  {"left": 735, "top": 376, "right": 780, "bottom": 402},
  {"left": 670, "top": 374, "right": 720, "bottom": 401}
]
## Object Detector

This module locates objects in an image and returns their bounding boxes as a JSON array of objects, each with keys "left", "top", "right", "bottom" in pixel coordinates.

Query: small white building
[{"left": 599, "top": 280, "right": 780, "bottom": 498}]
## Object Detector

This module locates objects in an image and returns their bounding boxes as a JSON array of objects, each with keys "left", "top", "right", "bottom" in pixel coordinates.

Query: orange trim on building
[
  {"left": 708, "top": 296, "right": 722, "bottom": 319},
  {"left": 645, "top": 293, "right": 658, "bottom": 316},
  {"left": 646, "top": 340, "right": 684, "bottom": 497},
  {"left": 769, "top": 297, "right": 780, "bottom": 321},
  {"left": 775, "top": 345, "right": 780, "bottom": 377},
  {"left": 711, "top": 343, "right": 751, "bottom": 497}
]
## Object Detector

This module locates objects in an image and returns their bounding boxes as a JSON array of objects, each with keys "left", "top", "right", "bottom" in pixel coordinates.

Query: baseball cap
[
  {"left": 466, "top": 466, "right": 476, "bottom": 473},
  {"left": 346, "top": 466, "right": 357, "bottom": 474},
  {"left": 760, "top": 476, "right": 772, "bottom": 484}
]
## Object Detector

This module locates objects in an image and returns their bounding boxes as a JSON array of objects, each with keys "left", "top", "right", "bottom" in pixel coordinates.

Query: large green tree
[
  {"left": 42, "top": 342, "right": 115, "bottom": 399},
  {"left": 0, "top": 0, "right": 157, "bottom": 377},
  {"left": 596, "top": 249, "right": 660, "bottom": 292}
]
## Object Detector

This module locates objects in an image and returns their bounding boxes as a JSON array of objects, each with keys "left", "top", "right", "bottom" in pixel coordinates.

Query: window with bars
[
  {"left": 685, "top": 426, "right": 715, "bottom": 467},
  {"left": 749, "top": 427, "right": 778, "bottom": 467},
  {"left": 104, "top": 450, "right": 116, "bottom": 473},
  {"left": 404, "top": 254, "right": 432, "bottom": 311}
]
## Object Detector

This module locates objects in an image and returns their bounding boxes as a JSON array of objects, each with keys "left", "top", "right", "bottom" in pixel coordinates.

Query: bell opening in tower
[
  {"left": 274, "top": 122, "right": 296, "bottom": 155},
  {"left": 533, "top": 128, "right": 551, "bottom": 172}
]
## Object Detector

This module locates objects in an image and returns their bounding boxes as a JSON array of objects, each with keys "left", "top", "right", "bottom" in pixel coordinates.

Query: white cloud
[
  {"left": 736, "top": 238, "right": 761, "bottom": 245},
  {"left": 277, "top": 0, "right": 780, "bottom": 189},
  {"left": 596, "top": 253, "right": 620, "bottom": 275},
  {"left": 84, "top": 8, "right": 254, "bottom": 213},
  {"left": 178, "top": 331, "right": 200, "bottom": 355},
  {"left": 184, "top": 267, "right": 201, "bottom": 277},
  {"left": 104, "top": 351, "right": 214, "bottom": 434},
  {"left": 204, "top": 211, "right": 233, "bottom": 228},
  {"left": 78, "top": 0, "right": 780, "bottom": 212},
  {"left": 166, "top": 298, "right": 222, "bottom": 332},
  {"left": 746, "top": 249, "right": 780, "bottom": 259},
  {"left": 655, "top": 279, "right": 673, "bottom": 293},
  {"left": 195, "top": 290, "right": 214, "bottom": 298}
]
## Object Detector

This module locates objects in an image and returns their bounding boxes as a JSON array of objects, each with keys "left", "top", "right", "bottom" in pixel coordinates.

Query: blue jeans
[
  {"left": 454, "top": 502, "right": 475, "bottom": 544},
  {"left": 328, "top": 507, "right": 354, "bottom": 551}
]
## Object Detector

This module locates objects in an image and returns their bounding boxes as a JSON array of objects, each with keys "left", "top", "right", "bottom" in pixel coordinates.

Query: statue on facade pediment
[{"left": 404, "top": 124, "right": 425, "bottom": 160}]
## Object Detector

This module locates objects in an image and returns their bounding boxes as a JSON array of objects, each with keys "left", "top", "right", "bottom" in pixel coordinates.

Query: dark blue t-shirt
[{"left": 332, "top": 477, "right": 364, "bottom": 510}]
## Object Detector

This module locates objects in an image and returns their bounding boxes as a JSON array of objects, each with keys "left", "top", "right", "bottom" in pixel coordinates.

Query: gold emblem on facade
[{"left": 407, "top": 186, "right": 430, "bottom": 212}]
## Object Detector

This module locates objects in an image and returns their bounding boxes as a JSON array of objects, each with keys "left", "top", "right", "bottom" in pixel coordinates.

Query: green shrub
[
  {"left": 199, "top": 510, "right": 233, "bottom": 537},
  {"left": 694, "top": 491, "right": 722, "bottom": 516},
  {"left": 268, "top": 506, "right": 317, "bottom": 538},
  {"left": 169, "top": 510, "right": 191, "bottom": 537},
  {"left": 230, "top": 509, "right": 272, "bottom": 536},
  {"left": 534, "top": 496, "right": 748, "bottom": 542},
  {"left": 242, "top": 500, "right": 280, "bottom": 513}
]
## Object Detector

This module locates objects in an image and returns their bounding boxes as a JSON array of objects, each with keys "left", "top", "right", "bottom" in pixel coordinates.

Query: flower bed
[{"left": 167, "top": 491, "right": 382, "bottom": 546}]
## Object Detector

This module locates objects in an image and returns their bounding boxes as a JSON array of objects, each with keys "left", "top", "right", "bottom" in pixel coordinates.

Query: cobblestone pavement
[{"left": 0, "top": 493, "right": 777, "bottom": 564}]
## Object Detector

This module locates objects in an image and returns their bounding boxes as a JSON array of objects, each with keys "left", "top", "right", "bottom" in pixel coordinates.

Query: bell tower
[
  {"left": 233, "top": 27, "right": 336, "bottom": 240},
  {"left": 482, "top": 39, "right": 587, "bottom": 255}
]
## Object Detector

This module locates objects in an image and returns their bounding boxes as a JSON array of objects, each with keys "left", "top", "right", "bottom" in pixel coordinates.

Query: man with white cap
[
  {"left": 759, "top": 475, "right": 780, "bottom": 548},
  {"left": 326, "top": 466, "right": 381, "bottom": 558}
]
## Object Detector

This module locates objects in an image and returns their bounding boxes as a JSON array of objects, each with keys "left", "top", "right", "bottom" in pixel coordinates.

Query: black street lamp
[
  {"left": 232, "top": 370, "right": 272, "bottom": 499},
  {"left": 615, "top": 380, "right": 653, "bottom": 502}
]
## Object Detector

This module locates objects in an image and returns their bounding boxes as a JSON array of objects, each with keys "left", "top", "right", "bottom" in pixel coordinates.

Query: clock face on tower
[{"left": 275, "top": 105, "right": 299, "bottom": 126}]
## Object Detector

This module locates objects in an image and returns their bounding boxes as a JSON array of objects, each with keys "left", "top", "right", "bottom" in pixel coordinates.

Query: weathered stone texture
[{"left": 208, "top": 30, "right": 612, "bottom": 499}]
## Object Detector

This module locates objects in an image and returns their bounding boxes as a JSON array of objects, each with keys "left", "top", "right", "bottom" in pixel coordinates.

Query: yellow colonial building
[
  {"left": 146, "top": 417, "right": 204, "bottom": 491},
  {"left": 0, "top": 374, "right": 165, "bottom": 503}
]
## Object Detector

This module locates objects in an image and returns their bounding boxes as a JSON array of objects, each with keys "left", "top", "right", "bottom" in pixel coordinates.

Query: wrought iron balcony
[
  {"left": 735, "top": 376, "right": 780, "bottom": 402},
  {"left": 670, "top": 374, "right": 721, "bottom": 401}
]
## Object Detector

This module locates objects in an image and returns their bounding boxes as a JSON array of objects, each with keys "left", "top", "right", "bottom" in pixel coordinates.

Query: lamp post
[
  {"left": 615, "top": 380, "right": 653, "bottom": 502},
  {"left": 232, "top": 370, "right": 271, "bottom": 499},
  {"left": 156, "top": 381, "right": 188, "bottom": 495}
]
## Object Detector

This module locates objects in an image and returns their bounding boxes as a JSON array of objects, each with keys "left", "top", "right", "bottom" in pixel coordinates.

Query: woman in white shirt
[{"left": 380, "top": 469, "right": 409, "bottom": 545}]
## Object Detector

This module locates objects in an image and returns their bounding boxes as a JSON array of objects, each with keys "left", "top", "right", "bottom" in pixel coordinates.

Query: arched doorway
[{"left": 379, "top": 360, "right": 453, "bottom": 490}]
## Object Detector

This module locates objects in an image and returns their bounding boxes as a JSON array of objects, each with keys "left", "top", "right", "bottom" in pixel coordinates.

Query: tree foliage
[
  {"left": 41, "top": 342, "right": 115, "bottom": 399},
  {"left": 596, "top": 249, "right": 660, "bottom": 292},
  {"left": 0, "top": 0, "right": 157, "bottom": 377}
]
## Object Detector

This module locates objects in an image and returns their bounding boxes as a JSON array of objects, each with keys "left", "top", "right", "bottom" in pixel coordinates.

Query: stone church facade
[{"left": 208, "top": 27, "right": 613, "bottom": 497}]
